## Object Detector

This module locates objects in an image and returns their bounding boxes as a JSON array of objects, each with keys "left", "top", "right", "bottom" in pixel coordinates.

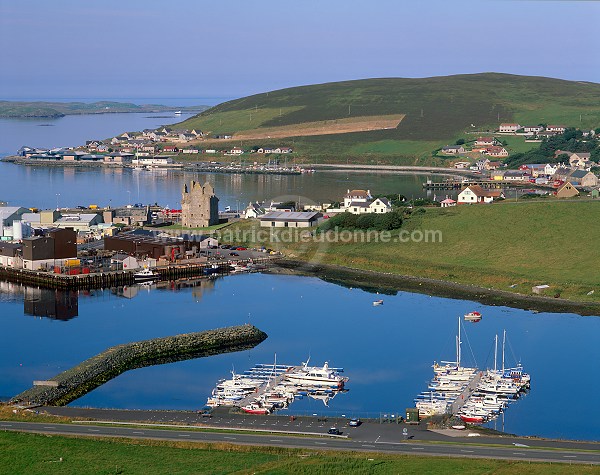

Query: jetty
[
  {"left": 423, "top": 180, "right": 503, "bottom": 190},
  {"left": 10, "top": 324, "right": 268, "bottom": 407},
  {"left": 450, "top": 371, "right": 482, "bottom": 415}
]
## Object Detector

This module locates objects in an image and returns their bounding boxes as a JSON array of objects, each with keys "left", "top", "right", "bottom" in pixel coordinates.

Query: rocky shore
[{"left": 11, "top": 324, "right": 267, "bottom": 406}]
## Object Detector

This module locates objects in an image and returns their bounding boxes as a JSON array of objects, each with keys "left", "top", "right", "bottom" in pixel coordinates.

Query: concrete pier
[{"left": 450, "top": 372, "right": 482, "bottom": 415}]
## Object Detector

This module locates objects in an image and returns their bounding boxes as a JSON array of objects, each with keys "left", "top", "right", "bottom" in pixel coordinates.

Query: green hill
[{"left": 171, "top": 73, "right": 600, "bottom": 164}]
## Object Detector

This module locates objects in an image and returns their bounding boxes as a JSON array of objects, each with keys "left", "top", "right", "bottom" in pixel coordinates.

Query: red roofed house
[{"left": 485, "top": 146, "right": 509, "bottom": 158}]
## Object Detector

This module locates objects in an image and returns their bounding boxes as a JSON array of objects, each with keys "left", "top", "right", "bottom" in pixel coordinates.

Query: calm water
[
  {"left": 1, "top": 109, "right": 597, "bottom": 442},
  {"left": 0, "top": 274, "right": 598, "bottom": 441}
]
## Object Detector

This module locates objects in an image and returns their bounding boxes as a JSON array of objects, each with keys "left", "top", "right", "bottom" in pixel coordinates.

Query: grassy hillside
[
  {"left": 221, "top": 199, "right": 600, "bottom": 303},
  {"left": 172, "top": 73, "right": 600, "bottom": 162}
]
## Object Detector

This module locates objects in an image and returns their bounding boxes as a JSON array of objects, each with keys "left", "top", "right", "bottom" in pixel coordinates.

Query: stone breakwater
[{"left": 11, "top": 324, "right": 267, "bottom": 407}]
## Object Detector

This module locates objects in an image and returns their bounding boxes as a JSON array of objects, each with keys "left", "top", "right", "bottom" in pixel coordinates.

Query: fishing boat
[
  {"left": 174, "top": 110, "right": 182, "bottom": 115},
  {"left": 373, "top": 299, "right": 384, "bottom": 306},
  {"left": 459, "top": 413, "right": 487, "bottom": 424},
  {"left": 464, "top": 311, "right": 482, "bottom": 322},
  {"left": 133, "top": 268, "right": 159, "bottom": 283}
]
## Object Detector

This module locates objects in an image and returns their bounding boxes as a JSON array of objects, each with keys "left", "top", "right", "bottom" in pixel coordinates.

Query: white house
[
  {"left": 132, "top": 157, "right": 173, "bottom": 166},
  {"left": 498, "top": 123, "right": 521, "bottom": 133},
  {"left": 244, "top": 202, "right": 266, "bottom": 219},
  {"left": 440, "top": 198, "right": 456, "bottom": 208},
  {"left": 523, "top": 126, "right": 544, "bottom": 134},
  {"left": 343, "top": 189, "right": 372, "bottom": 208},
  {"left": 458, "top": 185, "right": 503, "bottom": 204},
  {"left": 546, "top": 125, "right": 566, "bottom": 133}
]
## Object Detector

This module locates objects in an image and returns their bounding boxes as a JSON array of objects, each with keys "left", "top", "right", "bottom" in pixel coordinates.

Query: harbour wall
[{"left": 11, "top": 324, "right": 268, "bottom": 407}]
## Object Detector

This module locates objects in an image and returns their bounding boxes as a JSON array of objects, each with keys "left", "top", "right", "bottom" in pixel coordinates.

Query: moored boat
[
  {"left": 464, "top": 311, "right": 482, "bottom": 322},
  {"left": 133, "top": 268, "right": 159, "bottom": 282}
]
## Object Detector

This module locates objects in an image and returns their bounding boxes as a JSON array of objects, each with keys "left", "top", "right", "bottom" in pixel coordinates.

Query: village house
[
  {"left": 457, "top": 185, "right": 503, "bottom": 204},
  {"left": 552, "top": 166, "right": 574, "bottom": 182},
  {"left": 441, "top": 145, "right": 465, "bottom": 155},
  {"left": 259, "top": 211, "right": 322, "bottom": 228},
  {"left": 490, "top": 170, "right": 505, "bottom": 181},
  {"left": 568, "top": 169, "right": 598, "bottom": 188},
  {"left": 178, "top": 133, "right": 196, "bottom": 142},
  {"left": 453, "top": 161, "right": 471, "bottom": 169},
  {"left": 132, "top": 157, "right": 173, "bottom": 166},
  {"left": 162, "top": 146, "right": 178, "bottom": 153},
  {"left": 227, "top": 147, "right": 244, "bottom": 155},
  {"left": 546, "top": 125, "right": 566, "bottom": 134},
  {"left": 190, "top": 129, "right": 203, "bottom": 137},
  {"left": 555, "top": 181, "right": 579, "bottom": 198},
  {"left": 485, "top": 146, "right": 509, "bottom": 158},
  {"left": 244, "top": 202, "right": 266, "bottom": 219},
  {"left": 475, "top": 137, "right": 497, "bottom": 146},
  {"left": 498, "top": 123, "right": 521, "bottom": 133},
  {"left": 502, "top": 170, "right": 530, "bottom": 182},
  {"left": 568, "top": 152, "right": 593, "bottom": 169},
  {"left": 523, "top": 126, "right": 544, "bottom": 134}
]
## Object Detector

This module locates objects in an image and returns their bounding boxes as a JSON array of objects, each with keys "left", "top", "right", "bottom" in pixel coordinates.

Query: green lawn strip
[{"left": 0, "top": 431, "right": 595, "bottom": 475}]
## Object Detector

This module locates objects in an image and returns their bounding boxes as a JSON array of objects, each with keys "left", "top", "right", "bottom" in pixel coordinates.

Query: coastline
[{"left": 271, "top": 259, "right": 600, "bottom": 316}]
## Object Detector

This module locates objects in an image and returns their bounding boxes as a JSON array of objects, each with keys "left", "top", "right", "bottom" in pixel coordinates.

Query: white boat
[
  {"left": 133, "top": 268, "right": 159, "bottom": 282},
  {"left": 464, "top": 311, "right": 482, "bottom": 322},
  {"left": 373, "top": 299, "right": 384, "bottom": 306},
  {"left": 285, "top": 361, "right": 348, "bottom": 388},
  {"left": 174, "top": 110, "right": 182, "bottom": 115}
]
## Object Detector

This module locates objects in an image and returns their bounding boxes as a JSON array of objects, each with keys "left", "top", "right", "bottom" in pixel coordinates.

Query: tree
[{"left": 455, "top": 138, "right": 465, "bottom": 145}]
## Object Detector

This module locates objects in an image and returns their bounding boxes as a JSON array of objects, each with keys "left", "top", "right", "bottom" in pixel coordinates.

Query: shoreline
[{"left": 271, "top": 260, "right": 600, "bottom": 316}]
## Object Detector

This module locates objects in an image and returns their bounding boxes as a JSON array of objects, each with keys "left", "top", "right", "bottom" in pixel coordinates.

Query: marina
[
  {"left": 207, "top": 360, "right": 349, "bottom": 415},
  {"left": 414, "top": 319, "right": 530, "bottom": 425}
]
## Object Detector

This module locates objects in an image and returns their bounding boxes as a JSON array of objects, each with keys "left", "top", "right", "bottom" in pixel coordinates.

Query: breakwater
[{"left": 11, "top": 324, "right": 268, "bottom": 406}]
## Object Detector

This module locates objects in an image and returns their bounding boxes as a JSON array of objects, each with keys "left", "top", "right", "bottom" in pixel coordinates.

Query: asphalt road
[{"left": 2, "top": 419, "right": 598, "bottom": 465}]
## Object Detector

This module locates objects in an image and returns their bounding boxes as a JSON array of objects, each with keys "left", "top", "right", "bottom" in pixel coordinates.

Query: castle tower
[{"left": 181, "top": 181, "right": 219, "bottom": 228}]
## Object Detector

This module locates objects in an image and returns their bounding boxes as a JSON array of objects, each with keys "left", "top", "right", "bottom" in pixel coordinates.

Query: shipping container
[
  {"left": 82, "top": 267, "right": 90, "bottom": 274},
  {"left": 65, "top": 259, "right": 81, "bottom": 267},
  {"left": 68, "top": 268, "right": 80, "bottom": 275}
]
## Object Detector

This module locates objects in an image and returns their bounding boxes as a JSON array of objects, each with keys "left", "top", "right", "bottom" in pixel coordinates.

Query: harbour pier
[
  {"left": 450, "top": 371, "right": 482, "bottom": 415},
  {"left": 423, "top": 180, "right": 503, "bottom": 190},
  {"left": 0, "top": 257, "right": 276, "bottom": 291},
  {"left": 11, "top": 324, "right": 268, "bottom": 407}
]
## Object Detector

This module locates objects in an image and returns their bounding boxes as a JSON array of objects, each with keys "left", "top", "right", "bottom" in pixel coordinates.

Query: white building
[
  {"left": 259, "top": 211, "right": 322, "bottom": 228},
  {"left": 498, "top": 123, "right": 521, "bottom": 133},
  {"left": 132, "top": 157, "right": 173, "bottom": 166}
]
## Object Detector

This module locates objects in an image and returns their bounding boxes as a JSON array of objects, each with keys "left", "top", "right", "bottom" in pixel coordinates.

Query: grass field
[
  {"left": 168, "top": 73, "right": 600, "bottom": 163},
  {"left": 0, "top": 431, "right": 595, "bottom": 475},
  {"left": 220, "top": 200, "right": 600, "bottom": 303}
]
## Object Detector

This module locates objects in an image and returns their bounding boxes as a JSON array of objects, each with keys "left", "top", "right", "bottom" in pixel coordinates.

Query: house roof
[
  {"left": 348, "top": 201, "right": 370, "bottom": 208},
  {"left": 345, "top": 189, "right": 371, "bottom": 198},
  {"left": 440, "top": 198, "right": 456, "bottom": 204},
  {"left": 461, "top": 185, "right": 502, "bottom": 198},
  {"left": 569, "top": 169, "right": 591, "bottom": 178},
  {"left": 260, "top": 211, "right": 322, "bottom": 222}
]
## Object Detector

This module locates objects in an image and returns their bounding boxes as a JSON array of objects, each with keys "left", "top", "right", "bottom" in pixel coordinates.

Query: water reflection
[{"left": 24, "top": 287, "right": 78, "bottom": 321}]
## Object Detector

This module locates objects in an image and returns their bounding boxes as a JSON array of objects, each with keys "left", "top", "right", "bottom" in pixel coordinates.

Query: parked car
[
  {"left": 236, "top": 247, "right": 247, "bottom": 251},
  {"left": 220, "top": 245, "right": 231, "bottom": 249},
  {"left": 230, "top": 252, "right": 239, "bottom": 256},
  {"left": 348, "top": 418, "right": 361, "bottom": 427},
  {"left": 327, "top": 427, "right": 341, "bottom": 435}
]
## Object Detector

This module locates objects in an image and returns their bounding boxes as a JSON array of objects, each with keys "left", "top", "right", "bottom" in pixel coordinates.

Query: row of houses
[{"left": 497, "top": 123, "right": 567, "bottom": 135}]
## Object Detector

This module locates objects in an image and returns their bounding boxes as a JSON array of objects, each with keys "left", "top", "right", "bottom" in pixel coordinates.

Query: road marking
[
  {"left": 375, "top": 435, "right": 381, "bottom": 442},
  {"left": 411, "top": 447, "right": 424, "bottom": 450},
  {"left": 564, "top": 456, "right": 577, "bottom": 458},
  {"left": 132, "top": 431, "right": 145, "bottom": 434},
  {"left": 513, "top": 452, "right": 526, "bottom": 455},
  {"left": 270, "top": 439, "right": 283, "bottom": 442},
  {"left": 362, "top": 444, "right": 375, "bottom": 448},
  {"left": 223, "top": 436, "right": 237, "bottom": 440},
  {"left": 0, "top": 424, "right": 13, "bottom": 427},
  {"left": 178, "top": 434, "right": 190, "bottom": 437},
  {"left": 44, "top": 426, "right": 55, "bottom": 429},
  {"left": 315, "top": 442, "right": 327, "bottom": 445},
  {"left": 460, "top": 450, "right": 474, "bottom": 453}
]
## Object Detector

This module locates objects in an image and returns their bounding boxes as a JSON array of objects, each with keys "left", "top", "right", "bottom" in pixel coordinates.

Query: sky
[{"left": 1, "top": 0, "right": 598, "bottom": 102}]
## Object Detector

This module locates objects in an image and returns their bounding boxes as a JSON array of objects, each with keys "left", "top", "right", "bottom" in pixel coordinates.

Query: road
[{"left": 1, "top": 419, "right": 598, "bottom": 465}]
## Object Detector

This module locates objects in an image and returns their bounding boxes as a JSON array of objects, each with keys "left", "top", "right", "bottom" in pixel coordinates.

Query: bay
[{"left": 0, "top": 274, "right": 598, "bottom": 441}]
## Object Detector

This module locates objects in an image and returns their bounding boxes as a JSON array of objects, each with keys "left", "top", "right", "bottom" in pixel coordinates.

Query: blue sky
[{"left": 1, "top": 0, "right": 598, "bottom": 101}]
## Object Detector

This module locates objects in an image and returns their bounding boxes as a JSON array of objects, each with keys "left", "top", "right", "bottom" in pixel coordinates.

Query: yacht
[
  {"left": 285, "top": 361, "right": 348, "bottom": 388},
  {"left": 464, "top": 311, "right": 482, "bottom": 322}
]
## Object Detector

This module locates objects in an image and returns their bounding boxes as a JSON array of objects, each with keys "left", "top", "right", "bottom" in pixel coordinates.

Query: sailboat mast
[
  {"left": 502, "top": 329, "right": 506, "bottom": 373},
  {"left": 494, "top": 334, "right": 498, "bottom": 372},
  {"left": 457, "top": 317, "right": 461, "bottom": 368}
]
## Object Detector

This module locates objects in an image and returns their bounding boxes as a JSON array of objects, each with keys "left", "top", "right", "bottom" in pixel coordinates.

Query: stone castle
[{"left": 181, "top": 181, "right": 219, "bottom": 228}]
